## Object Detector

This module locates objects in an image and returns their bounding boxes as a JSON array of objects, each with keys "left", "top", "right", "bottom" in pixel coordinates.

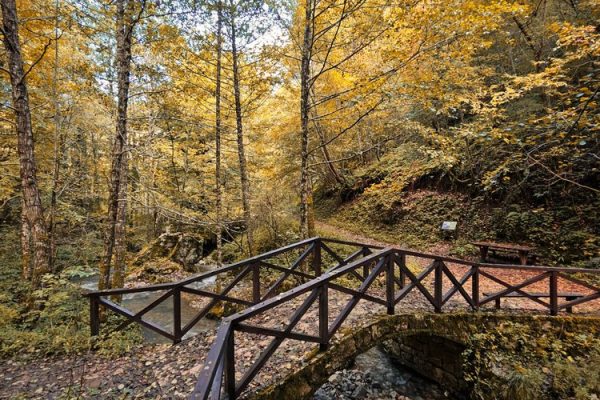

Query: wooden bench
[
  {"left": 484, "top": 292, "right": 584, "bottom": 313},
  {"left": 472, "top": 241, "right": 535, "bottom": 265}
]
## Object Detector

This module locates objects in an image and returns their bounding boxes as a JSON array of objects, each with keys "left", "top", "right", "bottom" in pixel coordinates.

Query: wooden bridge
[{"left": 84, "top": 237, "right": 600, "bottom": 400}]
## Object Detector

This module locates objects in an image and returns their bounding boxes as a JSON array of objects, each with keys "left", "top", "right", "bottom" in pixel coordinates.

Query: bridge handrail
[
  {"left": 190, "top": 244, "right": 600, "bottom": 400},
  {"left": 82, "top": 236, "right": 600, "bottom": 399},
  {"left": 84, "top": 237, "right": 382, "bottom": 343}
]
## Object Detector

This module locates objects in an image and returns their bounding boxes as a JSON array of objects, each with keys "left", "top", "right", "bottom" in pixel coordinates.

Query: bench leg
[
  {"left": 566, "top": 296, "right": 575, "bottom": 313},
  {"left": 480, "top": 246, "right": 489, "bottom": 263},
  {"left": 518, "top": 250, "right": 528, "bottom": 265},
  {"left": 495, "top": 298, "right": 501, "bottom": 309}
]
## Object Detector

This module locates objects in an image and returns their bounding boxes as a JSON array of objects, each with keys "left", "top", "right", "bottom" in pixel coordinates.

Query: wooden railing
[
  {"left": 187, "top": 242, "right": 600, "bottom": 400},
  {"left": 84, "top": 237, "right": 600, "bottom": 400},
  {"left": 84, "top": 237, "right": 383, "bottom": 343}
]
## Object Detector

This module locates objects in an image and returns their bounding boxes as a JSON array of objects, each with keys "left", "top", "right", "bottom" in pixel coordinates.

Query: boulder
[{"left": 132, "top": 232, "right": 207, "bottom": 272}]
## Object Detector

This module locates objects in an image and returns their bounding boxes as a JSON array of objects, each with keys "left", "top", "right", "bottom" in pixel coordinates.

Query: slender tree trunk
[
  {"left": 48, "top": 0, "right": 61, "bottom": 272},
  {"left": 20, "top": 204, "right": 32, "bottom": 280},
  {"left": 214, "top": 1, "right": 223, "bottom": 266},
  {"left": 112, "top": 153, "right": 128, "bottom": 289},
  {"left": 1, "top": 0, "right": 50, "bottom": 288},
  {"left": 299, "top": 0, "right": 314, "bottom": 239},
  {"left": 230, "top": 14, "right": 254, "bottom": 255},
  {"left": 100, "top": 0, "right": 134, "bottom": 290}
]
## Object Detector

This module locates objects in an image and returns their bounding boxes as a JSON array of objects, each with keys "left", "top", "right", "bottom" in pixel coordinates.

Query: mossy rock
[
  {"left": 127, "top": 257, "right": 183, "bottom": 283},
  {"left": 131, "top": 232, "right": 207, "bottom": 272}
]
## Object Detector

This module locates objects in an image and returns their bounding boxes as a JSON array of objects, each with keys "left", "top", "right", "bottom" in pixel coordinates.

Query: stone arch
[
  {"left": 250, "top": 313, "right": 600, "bottom": 400},
  {"left": 382, "top": 332, "right": 468, "bottom": 396}
]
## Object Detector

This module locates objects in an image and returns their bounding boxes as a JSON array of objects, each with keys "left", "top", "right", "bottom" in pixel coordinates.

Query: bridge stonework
[
  {"left": 250, "top": 312, "right": 600, "bottom": 400},
  {"left": 383, "top": 333, "right": 467, "bottom": 396}
]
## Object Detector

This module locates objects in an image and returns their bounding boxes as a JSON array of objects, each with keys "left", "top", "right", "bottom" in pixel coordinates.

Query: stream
[
  {"left": 77, "top": 274, "right": 218, "bottom": 343},
  {"left": 314, "top": 345, "right": 453, "bottom": 400}
]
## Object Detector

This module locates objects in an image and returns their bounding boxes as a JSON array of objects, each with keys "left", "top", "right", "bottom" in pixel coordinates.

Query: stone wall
[
  {"left": 382, "top": 334, "right": 468, "bottom": 397},
  {"left": 250, "top": 313, "right": 600, "bottom": 400}
]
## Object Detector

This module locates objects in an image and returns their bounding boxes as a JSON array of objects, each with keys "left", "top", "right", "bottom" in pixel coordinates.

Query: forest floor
[
  {"left": 315, "top": 220, "right": 453, "bottom": 255},
  {"left": 1, "top": 221, "right": 598, "bottom": 399}
]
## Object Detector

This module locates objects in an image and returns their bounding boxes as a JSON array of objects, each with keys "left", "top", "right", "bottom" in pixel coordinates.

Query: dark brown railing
[
  {"left": 84, "top": 237, "right": 600, "bottom": 400},
  {"left": 84, "top": 237, "right": 382, "bottom": 343},
  {"left": 188, "top": 241, "right": 600, "bottom": 400}
]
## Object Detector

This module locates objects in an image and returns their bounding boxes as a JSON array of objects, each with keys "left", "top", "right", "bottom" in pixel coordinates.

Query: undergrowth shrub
[
  {"left": 463, "top": 320, "right": 600, "bottom": 400},
  {"left": 0, "top": 227, "right": 142, "bottom": 359}
]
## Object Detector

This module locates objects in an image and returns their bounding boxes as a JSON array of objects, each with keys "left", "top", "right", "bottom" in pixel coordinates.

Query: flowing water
[{"left": 77, "top": 274, "right": 218, "bottom": 343}]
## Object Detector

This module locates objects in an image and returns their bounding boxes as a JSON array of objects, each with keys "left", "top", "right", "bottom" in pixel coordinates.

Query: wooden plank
[
  {"left": 236, "top": 323, "right": 321, "bottom": 343},
  {"left": 441, "top": 265, "right": 474, "bottom": 307},
  {"left": 173, "top": 288, "right": 182, "bottom": 343},
  {"left": 234, "top": 290, "right": 319, "bottom": 397},
  {"left": 482, "top": 291, "right": 584, "bottom": 298},
  {"left": 99, "top": 297, "right": 175, "bottom": 341},
  {"left": 558, "top": 292, "right": 600, "bottom": 309},
  {"left": 557, "top": 272, "right": 600, "bottom": 292},
  {"left": 115, "top": 288, "right": 175, "bottom": 332},
  {"left": 328, "top": 257, "right": 387, "bottom": 338},
  {"left": 192, "top": 322, "right": 231, "bottom": 399},
  {"left": 478, "top": 270, "right": 550, "bottom": 308},
  {"left": 319, "top": 283, "right": 329, "bottom": 351},
  {"left": 394, "top": 258, "right": 436, "bottom": 306},
  {"left": 471, "top": 241, "right": 535, "bottom": 252}
]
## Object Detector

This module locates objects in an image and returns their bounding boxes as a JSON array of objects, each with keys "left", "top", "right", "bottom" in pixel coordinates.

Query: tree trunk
[
  {"left": 1, "top": 0, "right": 50, "bottom": 288},
  {"left": 230, "top": 14, "right": 254, "bottom": 255},
  {"left": 214, "top": 1, "right": 223, "bottom": 266},
  {"left": 299, "top": 0, "right": 314, "bottom": 239},
  {"left": 112, "top": 154, "right": 128, "bottom": 289},
  {"left": 20, "top": 203, "right": 32, "bottom": 280},
  {"left": 100, "top": 0, "right": 134, "bottom": 290},
  {"left": 48, "top": 0, "right": 61, "bottom": 272}
]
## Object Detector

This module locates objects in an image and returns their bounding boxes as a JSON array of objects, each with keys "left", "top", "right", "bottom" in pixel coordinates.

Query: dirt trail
[
  {"left": 315, "top": 220, "right": 392, "bottom": 248},
  {"left": 315, "top": 220, "right": 452, "bottom": 256}
]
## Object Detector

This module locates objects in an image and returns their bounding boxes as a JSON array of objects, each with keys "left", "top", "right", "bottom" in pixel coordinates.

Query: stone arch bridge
[
  {"left": 250, "top": 313, "right": 600, "bottom": 400},
  {"left": 85, "top": 237, "right": 600, "bottom": 399}
]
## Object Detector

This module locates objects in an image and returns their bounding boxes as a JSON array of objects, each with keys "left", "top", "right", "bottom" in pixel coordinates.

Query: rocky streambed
[{"left": 313, "top": 346, "right": 452, "bottom": 400}]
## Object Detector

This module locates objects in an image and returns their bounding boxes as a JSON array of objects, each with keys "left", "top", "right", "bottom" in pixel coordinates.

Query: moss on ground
[{"left": 251, "top": 313, "right": 600, "bottom": 400}]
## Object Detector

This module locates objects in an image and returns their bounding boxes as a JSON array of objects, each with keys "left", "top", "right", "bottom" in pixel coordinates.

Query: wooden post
[
  {"left": 386, "top": 255, "right": 395, "bottom": 315},
  {"left": 225, "top": 329, "right": 236, "bottom": 398},
  {"left": 550, "top": 271, "right": 558, "bottom": 316},
  {"left": 90, "top": 295, "right": 100, "bottom": 337},
  {"left": 312, "top": 240, "right": 321, "bottom": 276},
  {"left": 472, "top": 265, "right": 479, "bottom": 310},
  {"left": 361, "top": 247, "right": 370, "bottom": 280},
  {"left": 480, "top": 245, "right": 489, "bottom": 262},
  {"left": 173, "top": 288, "right": 182, "bottom": 343},
  {"left": 319, "top": 282, "right": 329, "bottom": 351},
  {"left": 252, "top": 263, "right": 260, "bottom": 303},
  {"left": 434, "top": 260, "right": 443, "bottom": 313},
  {"left": 398, "top": 253, "right": 406, "bottom": 289}
]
